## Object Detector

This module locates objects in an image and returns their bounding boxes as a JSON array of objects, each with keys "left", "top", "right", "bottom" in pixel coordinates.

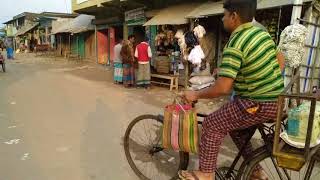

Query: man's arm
[
  {"left": 184, "top": 77, "right": 234, "bottom": 102},
  {"left": 134, "top": 47, "right": 138, "bottom": 58},
  {"left": 148, "top": 46, "right": 152, "bottom": 58}
]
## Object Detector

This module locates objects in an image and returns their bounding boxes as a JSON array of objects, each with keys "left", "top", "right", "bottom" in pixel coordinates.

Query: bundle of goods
[
  {"left": 155, "top": 26, "right": 175, "bottom": 47},
  {"left": 193, "top": 25, "right": 206, "bottom": 39},
  {"left": 280, "top": 102, "right": 320, "bottom": 148},
  {"left": 175, "top": 30, "right": 187, "bottom": 60},
  {"left": 188, "top": 75, "right": 215, "bottom": 90},
  {"left": 278, "top": 24, "right": 308, "bottom": 68},
  {"left": 155, "top": 32, "right": 166, "bottom": 46}
]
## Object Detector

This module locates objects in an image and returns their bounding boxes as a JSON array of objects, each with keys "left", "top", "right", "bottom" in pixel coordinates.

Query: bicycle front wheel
[
  {"left": 124, "top": 115, "right": 189, "bottom": 180},
  {"left": 243, "top": 150, "right": 320, "bottom": 180}
]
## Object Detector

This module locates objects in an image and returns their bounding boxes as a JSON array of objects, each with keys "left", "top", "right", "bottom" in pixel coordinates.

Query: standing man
[
  {"left": 135, "top": 37, "right": 152, "bottom": 89},
  {"left": 4, "top": 37, "right": 14, "bottom": 60},
  {"left": 113, "top": 38, "right": 123, "bottom": 84},
  {"left": 179, "top": 0, "right": 284, "bottom": 180},
  {"left": 0, "top": 39, "right": 4, "bottom": 51}
]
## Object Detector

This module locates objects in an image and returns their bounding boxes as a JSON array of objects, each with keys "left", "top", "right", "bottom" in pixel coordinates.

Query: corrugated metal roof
[
  {"left": 52, "top": 14, "right": 95, "bottom": 34},
  {"left": 186, "top": 1, "right": 223, "bottom": 18},
  {"left": 186, "top": 0, "right": 313, "bottom": 18},
  {"left": 15, "top": 23, "right": 39, "bottom": 37},
  {"left": 144, "top": 3, "right": 200, "bottom": 26}
]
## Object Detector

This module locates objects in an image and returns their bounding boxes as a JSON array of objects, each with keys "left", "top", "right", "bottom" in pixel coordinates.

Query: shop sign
[{"left": 125, "top": 8, "right": 145, "bottom": 22}]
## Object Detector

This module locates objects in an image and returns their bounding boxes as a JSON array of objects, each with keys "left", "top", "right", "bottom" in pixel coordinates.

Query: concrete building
[{"left": 3, "top": 12, "right": 78, "bottom": 52}]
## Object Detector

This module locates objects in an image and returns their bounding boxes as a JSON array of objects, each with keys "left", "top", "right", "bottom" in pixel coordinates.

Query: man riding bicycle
[{"left": 180, "top": 0, "right": 285, "bottom": 179}]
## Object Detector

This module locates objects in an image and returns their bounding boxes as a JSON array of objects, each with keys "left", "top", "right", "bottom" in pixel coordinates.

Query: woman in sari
[{"left": 121, "top": 40, "right": 135, "bottom": 88}]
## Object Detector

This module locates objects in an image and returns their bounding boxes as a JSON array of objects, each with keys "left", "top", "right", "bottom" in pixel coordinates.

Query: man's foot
[
  {"left": 178, "top": 170, "right": 213, "bottom": 180},
  {"left": 250, "top": 169, "right": 268, "bottom": 180}
]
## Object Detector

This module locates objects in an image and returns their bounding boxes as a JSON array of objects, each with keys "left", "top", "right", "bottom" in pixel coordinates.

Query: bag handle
[{"left": 172, "top": 93, "right": 193, "bottom": 113}]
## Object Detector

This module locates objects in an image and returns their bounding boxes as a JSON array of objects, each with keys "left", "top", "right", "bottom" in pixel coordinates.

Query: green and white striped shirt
[{"left": 219, "top": 22, "right": 284, "bottom": 101}]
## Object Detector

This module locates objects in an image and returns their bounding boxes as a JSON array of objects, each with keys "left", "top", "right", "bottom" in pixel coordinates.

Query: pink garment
[{"left": 171, "top": 112, "right": 180, "bottom": 151}]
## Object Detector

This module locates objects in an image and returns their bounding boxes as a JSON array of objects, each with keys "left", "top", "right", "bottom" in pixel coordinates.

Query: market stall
[{"left": 144, "top": 3, "right": 203, "bottom": 90}]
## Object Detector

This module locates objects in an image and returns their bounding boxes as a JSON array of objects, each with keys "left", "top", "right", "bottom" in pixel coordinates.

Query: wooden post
[
  {"left": 95, "top": 25, "right": 98, "bottom": 64},
  {"left": 45, "top": 26, "right": 49, "bottom": 44},
  {"left": 123, "top": 23, "right": 128, "bottom": 40},
  {"left": 184, "top": 19, "right": 196, "bottom": 88}
]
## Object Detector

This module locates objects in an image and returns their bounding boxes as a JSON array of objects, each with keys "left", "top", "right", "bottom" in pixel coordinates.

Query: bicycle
[{"left": 124, "top": 110, "right": 320, "bottom": 180}]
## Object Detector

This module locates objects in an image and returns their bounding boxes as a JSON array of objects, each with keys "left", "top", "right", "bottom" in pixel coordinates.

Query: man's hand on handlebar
[{"left": 181, "top": 91, "right": 198, "bottom": 103}]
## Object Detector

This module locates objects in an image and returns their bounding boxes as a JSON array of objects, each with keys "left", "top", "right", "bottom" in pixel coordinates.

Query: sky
[{"left": 0, "top": 0, "right": 72, "bottom": 27}]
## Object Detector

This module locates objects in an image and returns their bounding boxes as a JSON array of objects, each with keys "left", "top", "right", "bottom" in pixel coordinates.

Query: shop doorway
[
  {"left": 97, "top": 29, "right": 108, "bottom": 64},
  {"left": 128, "top": 26, "right": 146, "bottom": 44}
]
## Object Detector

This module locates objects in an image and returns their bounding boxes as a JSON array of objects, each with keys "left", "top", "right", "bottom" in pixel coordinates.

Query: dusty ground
[{"left": 0, "top": 52, "right": 245, "bottom": 180}]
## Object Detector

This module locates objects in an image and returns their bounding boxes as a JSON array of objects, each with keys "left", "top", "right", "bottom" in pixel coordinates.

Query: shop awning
[
  {"left": 186, "top": 0, "right": 313, "bottom": 18},
  {"left": 186, "top": 1, "right": 223, "bottom": 18},
  {"left": 144, "top": 4, "right": 200, "bottom": 26},
  {"left": 52, "top": 15, "right": 95, "bottom": 34},
  {"left": 15, "top": 23, "right": 39, "bottom": 37}
]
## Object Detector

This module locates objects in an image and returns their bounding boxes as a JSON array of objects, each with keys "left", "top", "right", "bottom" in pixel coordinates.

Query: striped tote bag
[{"left": 162, "top": 103, "right": 199, "bottom": 154}]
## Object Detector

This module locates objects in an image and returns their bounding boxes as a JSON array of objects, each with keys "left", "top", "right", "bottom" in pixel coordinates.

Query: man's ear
[
  {"left": 232, "top": 12, "right": 241, "bottom": 21},
  {"left": 231, "top": 12, "right": 237, "bottom": 21}
]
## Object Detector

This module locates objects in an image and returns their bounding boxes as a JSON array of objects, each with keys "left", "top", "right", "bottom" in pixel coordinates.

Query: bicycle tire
[
  {"left": 242, "top": 150, "right": 320, "bottom": 180},
  {"left": 124, "top": 114, "right": 189, "bottom": 180}
]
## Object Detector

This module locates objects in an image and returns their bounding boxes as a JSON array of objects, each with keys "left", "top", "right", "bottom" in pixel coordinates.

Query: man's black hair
[
  {"left": 128, "top": 35, "right": 135, "bottom": 40},
  {"left": 117, "top": 37, "right": 123, "bottom": 43},
  {"left": 223, "top": 0, "right": 257, "bottom": 22}
]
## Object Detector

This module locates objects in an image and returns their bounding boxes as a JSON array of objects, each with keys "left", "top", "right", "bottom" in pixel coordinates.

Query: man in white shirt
[{"left": 113, "top": 38, "right": 123, "bottom": 84}]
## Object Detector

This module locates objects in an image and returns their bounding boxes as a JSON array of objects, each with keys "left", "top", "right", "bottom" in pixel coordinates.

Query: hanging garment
[
  {"left": 188, "top": 45, "right": 205, "bottom": 65},
  {"left": 193, "top": 25, "right": 206, "bottom": 39}
]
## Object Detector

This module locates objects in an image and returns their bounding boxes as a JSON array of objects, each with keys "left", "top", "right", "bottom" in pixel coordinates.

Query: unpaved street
[{"left": 0, "top": 53, "right": 238, "bottom": 180}]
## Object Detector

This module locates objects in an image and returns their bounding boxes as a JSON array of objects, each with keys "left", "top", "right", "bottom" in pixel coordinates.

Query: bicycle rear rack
[{"left": 273, "top": 71, "right": 320, "bottom": 171}]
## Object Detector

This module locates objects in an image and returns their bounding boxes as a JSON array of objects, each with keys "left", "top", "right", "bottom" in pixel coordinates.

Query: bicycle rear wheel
[
  {"left": 124, "top": 115, "right": 189, "bottom": 180},
  {"left": 243, "top": 150, "right": 320, "bottom": 180}
]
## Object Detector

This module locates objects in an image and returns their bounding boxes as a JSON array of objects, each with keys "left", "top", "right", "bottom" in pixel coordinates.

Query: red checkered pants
[{"left": 199, "top": 98, "right": 278, "bottom": 173}]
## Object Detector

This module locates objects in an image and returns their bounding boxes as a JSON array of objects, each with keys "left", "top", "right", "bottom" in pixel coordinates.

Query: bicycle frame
[{"left": 158, "top": 113, "right": 277, "bottom": 180}]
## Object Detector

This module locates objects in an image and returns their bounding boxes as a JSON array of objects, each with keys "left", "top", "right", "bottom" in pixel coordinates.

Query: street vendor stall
[{"left": 144, "top": 3, "right": 201, "bottom": 90}]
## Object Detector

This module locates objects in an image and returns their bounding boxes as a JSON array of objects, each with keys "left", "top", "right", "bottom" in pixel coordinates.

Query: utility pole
[{"left": 291, "top": 0, "right": 303, "bottom": 24}]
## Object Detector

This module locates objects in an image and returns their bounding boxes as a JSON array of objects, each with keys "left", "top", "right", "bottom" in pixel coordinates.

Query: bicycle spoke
[
  {"left": 125, "top": 116, "right": 183, "bottom": 180},
  {"left": 282, "top": 168, "right": 290, "bottom": 180},
  {"left": 269, "top": 156, "right": 286, "bottom": 180},
  {"left": 263, "top": 160, "right": 276, "bottom": 180},
  {"left": 131, "top": 129, "right": 149, "bottom": 146},
  {"left": 142, "top": 120, "right": 153, "bottom": 145},
  {"left": 309, "top": 161, "right": 320, "bottom": 180}
]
